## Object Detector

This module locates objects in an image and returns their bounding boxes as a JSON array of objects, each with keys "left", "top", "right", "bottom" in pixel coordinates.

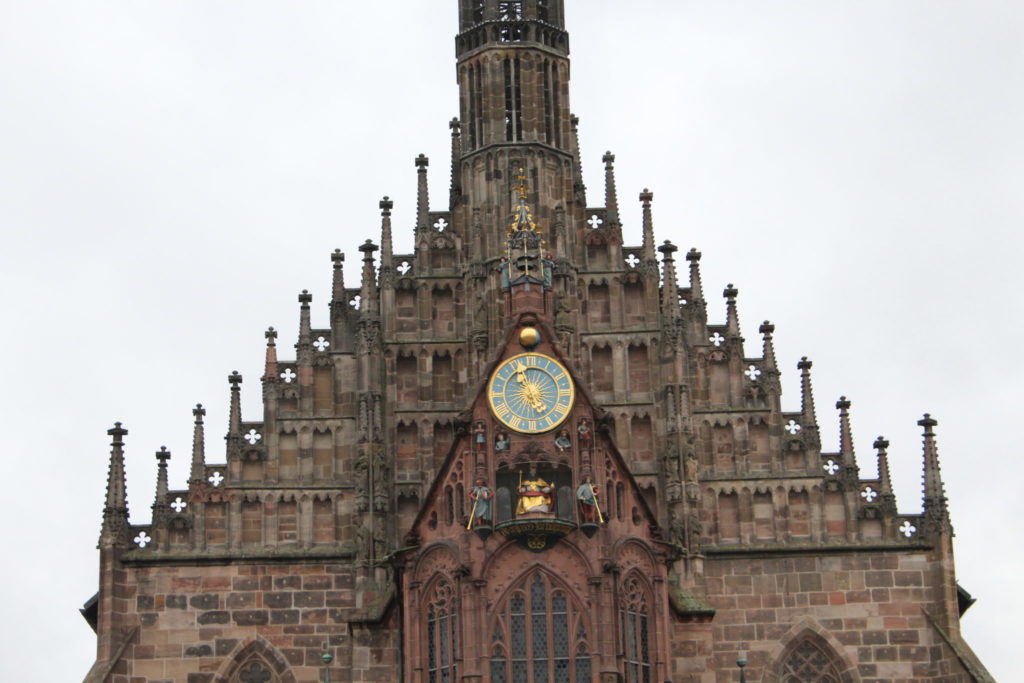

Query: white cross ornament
[
  {"left": 280, "top": 368, "right": 296, "bottom": 383},
  {"left": 785, "top": 420, "right": 802, "bottom": 435},
  {"left": 434, "top": 218, "right": 448, "bottom": 231},
  {"left": 134, "top": 531, "right": 152, "bottom": 548},
  {"left": 745, "top": 365, "right": 761, "bottom": 381},
  {"left": 350, "top": 295, "right": 361, "bottom": 310},
  {"left": 398, "top": 261, "right": 411, "bottom": 275},
  {"left": 314, "top": 336, "right": 330, "bottom": 352},
  {"left": 625, "top": 254, "right": 640, "bottom": 268},
  {"left": 587, "top": 214, "right": 603, "bottom": 229},
  {"left": 170, "top": 497, "right": 187, "bottom": 513},
  {"left": 244, "top": 429, "right": 262, "bottom": 445},
  {"left": 709, "top": 332, "right": 725, "bottom": 347},
  {"left": 899, "top": 520, "right": 917, "bottom": 538},
  {"left": 861, "top": 486, "right": 878, "bottom": 503},
  {"left": 823, "top": 459, "right": 840, "bottom": 475},
  {"left": 208, "top": 471, "right": 224, "bottom": 487}
]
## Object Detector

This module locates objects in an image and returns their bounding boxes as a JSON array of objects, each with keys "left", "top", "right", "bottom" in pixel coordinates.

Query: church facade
[{"left": 84, "top": 2, "right": 993, "bottom": 682}]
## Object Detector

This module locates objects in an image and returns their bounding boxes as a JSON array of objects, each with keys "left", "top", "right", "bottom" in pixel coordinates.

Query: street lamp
[
  {"left": 321, "top": 651, "right": 334, "bottom": 683},
  {"left": 737, "top": 652, "right": 747, "bottom": 683}
]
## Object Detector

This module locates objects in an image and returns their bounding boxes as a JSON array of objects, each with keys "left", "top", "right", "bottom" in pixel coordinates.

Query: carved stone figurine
[
  {"left": 494, "top": 432, "right": 510, "bottom": 452},
  {"left": 516, "top": 466, "right": 553, "bottom": 515},
  {"left": 474, "top": 421, "right": 487, "bottom": 453},
  {"left": 554, "top": 429, "right": 572, "bottom": 452},
  {"left": 577, "top": 419, "right": 592, "bottom": 449},
  {"left": 576, "top": 476, "right": 601, "bottom": 524},
  {"left": 468, "top": 478, "right": 494, "bottom": 528}
]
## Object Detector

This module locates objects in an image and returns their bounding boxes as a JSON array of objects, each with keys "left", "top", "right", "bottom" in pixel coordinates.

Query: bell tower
[{"left": 453, "top": 0, "right": 582, "bottom": 266}]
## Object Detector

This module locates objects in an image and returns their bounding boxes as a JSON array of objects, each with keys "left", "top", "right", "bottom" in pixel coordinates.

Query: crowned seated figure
[{"left": 516, "top": 465, "right": 553, "bottom": 516}]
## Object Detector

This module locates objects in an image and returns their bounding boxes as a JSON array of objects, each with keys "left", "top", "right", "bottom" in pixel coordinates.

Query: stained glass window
[
  {"left": 427, "top": 580, "right": 458, "bottom": 683},
  {"left": 491, "top": 572, "right": 591, "bottom": 682},
  {"left": 782, "top": 639, "right": 841, "bottom": 683},
  {"left": 620, "top": 575, "right": 651, "bottom": 683}
]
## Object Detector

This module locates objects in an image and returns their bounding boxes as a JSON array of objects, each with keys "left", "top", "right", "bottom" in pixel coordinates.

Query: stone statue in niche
[
  {"left": 576, "top": 476, "right": 602, "bottom": 524},
  {"left": 554, "top": 429, "right": 572, "bottom": 452},
  {"left": 577, "top": 419, "right": 592, "bottom": 449},
  {"left": 474, "top": 421, "right": 487, "bottom": 453},
  {"left": 495, "top": 432, "right": 510, "bottom": 452},
  {"left": 516, "top": 465, "right": 553, "bottom": 515},
  {"left": 468, "top": 478, "right": 493, "bottom": 528}
]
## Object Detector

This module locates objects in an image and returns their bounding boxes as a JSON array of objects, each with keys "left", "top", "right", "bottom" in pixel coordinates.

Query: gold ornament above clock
[{"left": 488, "top": 353, "right": 575, "bottom": 434}]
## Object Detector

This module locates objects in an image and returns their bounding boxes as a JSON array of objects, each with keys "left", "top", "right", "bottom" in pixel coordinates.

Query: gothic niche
[{"left": 492, "top": 461, "right": 577, "bottom": 552}]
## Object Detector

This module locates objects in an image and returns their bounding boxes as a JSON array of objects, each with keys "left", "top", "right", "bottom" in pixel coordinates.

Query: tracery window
[
  {"left": 491, "top": 572, "right": 592, "bottom": 683},
  {"left": 427, "top": 580, "right": 459, "bottom": 683},
  {"left": 619, "top": 575, "right": 651, "bottom": 683},
  {"left": 781, "top": 639, "right": 841, "bottom": 683},
  {"left": 234, "top": 659, "right": 273, "bottom": 683},
  {"left": 498, "top": 1, "right": 524, "bottom": 21}
]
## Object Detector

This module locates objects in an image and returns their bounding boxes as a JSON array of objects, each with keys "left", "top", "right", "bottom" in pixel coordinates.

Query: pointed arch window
[
  {"left": 427, "top": 580, "right": 459, "bottom": 683},
  {"left": 781, "top": 638, "right": 842, "bottom": 682},
  {"left": 619, "top": 575, "right": 651, "bottom": 683},
  {"left": 491, "top": 572, "right": 591, "bottom": 683}
]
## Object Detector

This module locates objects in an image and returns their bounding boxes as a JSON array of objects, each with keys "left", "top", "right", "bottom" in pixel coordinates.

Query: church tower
[{"left": 83, "top": 2, "right": 993, "bottom": 682}]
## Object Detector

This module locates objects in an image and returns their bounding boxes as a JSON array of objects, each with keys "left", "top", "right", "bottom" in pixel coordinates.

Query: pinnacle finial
[
  {"left": 228, "top": 372, "right": 242, "bottom": 437},
  {"left": 152, "top": 446, "right": 171, "bottom": 528},
  {"left": 797, "top": 357, "right": 818, "bottom": 427},
  {"left": 874, "top": 435, "right": 893, "bottom": 496},
  {"left": 723, "top": 284, "right": 741, "bottom": 338},
  {"left": 639, "top": 189, "right": 656, "bottom": 264},
  {"left": 918, "top": 413, "right": 949, "bottom": 533},
  {"left": 379, "top": 196, "right": 394, "bottom": 215},
  {"left": 100, "top": 422, "right": 130, "bottom": 548},
  {"left": 759, "top": 321, "right": 777, "bottom": 370},
  {"left": 837, "top": 396, "right": 854, "bottom": 461},
  {"left": 602, "top": 151, "right": 620, "bottom": 228},
  {"left": 265, "top": 327, "right": 277, "bottom": 346},
  {"left": 190, "top": 404, "right": 207, "bottom": 484}
]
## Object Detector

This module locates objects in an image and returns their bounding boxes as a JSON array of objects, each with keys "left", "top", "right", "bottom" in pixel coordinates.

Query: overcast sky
[{"left": 1, "top": 1, "right": 1020, "bottom": 680}]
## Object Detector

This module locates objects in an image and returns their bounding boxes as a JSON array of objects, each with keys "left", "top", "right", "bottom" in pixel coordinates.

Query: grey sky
[{"left": 0, "top": 1, "right": 1019, "bottom": 679}]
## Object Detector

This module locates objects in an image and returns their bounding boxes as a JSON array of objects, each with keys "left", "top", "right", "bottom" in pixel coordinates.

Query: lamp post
[
  {"left": 321, "top": 651, "right": 333, "bottom": 683},
  {"left": 737, "top": 652, "right": 747, "bottom": 683}
]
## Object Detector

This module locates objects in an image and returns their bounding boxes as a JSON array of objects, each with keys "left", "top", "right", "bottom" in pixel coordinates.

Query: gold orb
[{"left": 519, "top": 327, "right": 541, "bottom": 348}]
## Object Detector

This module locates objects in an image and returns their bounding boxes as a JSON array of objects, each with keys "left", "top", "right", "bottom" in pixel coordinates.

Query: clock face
[{"left": 489, "top": 353, "right": 575, "bottom": 434}]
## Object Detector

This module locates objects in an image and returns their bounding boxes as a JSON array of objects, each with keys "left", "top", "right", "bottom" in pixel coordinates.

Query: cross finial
[
  {"left": 918, "top": 413, "right": 937, "bottom": 434},
  {"left": 298, "top": 289, "right": 312, "bottom": 306},
  {"left": 639, "top": 188, "right": 653, "bottom": 205},
  {"left": 723, "top": 284, "right": 738, "bottom": 300},
  {"left": 686, "top": 248, "right": 702, "bottom": 262},
  {"left": 155, "top": 446, "right": 171, "bottom": 464},
  {"left": 359, "top": 239, "right": 379, "bottom": 257},
  {"left": 379, "top": 196, "right": 393, "bottom": 215},
  {"left": 602, "top": 151, "right": 615, "bottom": 166},
  {"left": 449, "top": 117, "right": 461, "bottom": 135},
  {"left": 873, "top": 435, "right": 889, "bottom": 452},
  {"left": 193, "top": 403, "right": 205, "bottom": 422},
  {"left": 228, "top": 371, "right": 242, "bottom": 388},
  {"left": 658, "top": 240, "right": 677, "bottom": 257},
  {"left": 836, "top": 396, "right": 851, "bottom": 412},
  {"left": 107, "top": 422, "right": 128, "bottom": 444},
  {"left": 415, "top": 153, "right": 429, "bottom": 169},
  {"left": 759, "top": 320, "right": 774, "bottom": 337},
  {"left": 332, "top": 248, "right": 345, "bottom": 265},
  {"left": 265, "top": 326, "right": 277, "bottom": 346}
]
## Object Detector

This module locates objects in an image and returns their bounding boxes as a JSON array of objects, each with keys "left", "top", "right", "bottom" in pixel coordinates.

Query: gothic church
[{"left": 83, "top": 1, "right": 993, "bottom": 681}]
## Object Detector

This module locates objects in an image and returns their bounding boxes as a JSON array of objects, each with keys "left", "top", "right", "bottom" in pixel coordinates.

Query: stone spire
[
  {"left": 836, "top": 396, "right": 854, "bottom": 461},
  {"left": 570, "top": 115, "right": 586, "bottom": 204},
  {"left": 189, "top": 404, "right": 206, "bottom": 484},
  {"left": 297, "top": 290, "right": 313, "bottom": 362},
  {"left": 379, "top": 197, "right": 394, "bottom": 281},
  {"left": 639, "top": 189, "right": 656, "bottom": 265},
  {"left": 264, "top": 327, "right": 278, "bottom": 381},
  {"left": 686, "top": 248, "right": 706, "bottom": 310},
  {"left": 359, "top": 240, "right": 380, "bottom": 316},
  {"left": 227, "top": 372, "right": 242, "bottom": 439},
  {"left": 873, "top": 435, "right": 897, "bottom": 513},
  {"left": 415, "top": 154, "right": 430, "bottom": 236},
  {"left": 602, "top": 151, "right": 620, "bottom": 229},
  {"left": 918, "top": 414, "right": 951, "bottom": 534},
  {"left": 759, "top": 321, "right": 777, "bottom": 373},
  {"left": 658, "top": 241, "right": 680, "bottom": 318},
  {"left": 797, "top": 357, "right": 818, "bottom": 428},
  {"left": 723, "top": 284, "right": 741, "bottom": 340},
  {"left": 99, "top": 422, "right": 129, "bottom": 548},
  {"left": 151, "top": 446, "right": 171, "bottom": 526},
  {"left": 449, "top": 118, "right": 462, "bottom": 209},
  {"left": 330, "top": 250, "right": 346, "bottom": 302},
  {"left": 836, "top": 396, "right": 860, "bottom": 485}
]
